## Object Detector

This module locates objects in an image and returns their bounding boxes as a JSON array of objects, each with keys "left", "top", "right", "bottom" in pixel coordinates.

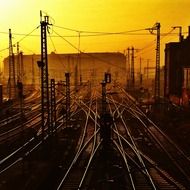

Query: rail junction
[
  {"left": 0, "top": 79, "right": 190, "bottom": 189},
  {"left": 0, "top": 12, "right": 190, "bottom": 190}
]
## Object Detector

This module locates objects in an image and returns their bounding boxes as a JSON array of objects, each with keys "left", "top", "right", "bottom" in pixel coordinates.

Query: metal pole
[
  {"left": 8, "top": 29, "right": 16, "bottom": 100},
  {"left": 50, "top": 79, "right": 56, "bottom": 133},
  {"left": 147, "top": 59, "right": 149, "bottom": 79},
  {"left": 140, "top": 57, "right": 142, "bottom": 86},
  {"left": 39, "top": 11, "right": 51, "bottom": 138},
  {"left": 131, "top": 47, "right": 135, "bottom": 88},
  {"left": 17, "top": 42, "right": 20, "bottom": 82},
  {"left": 127, "top": 48, "right": 130, "bottom": 88},
  {"left": 101, "top": 80, "right": 107, "bottom": 114},
  {"left": 65, "top": 72, "right": 70, "bottom": 127},
  {"left": 154, "top": 23, "right": 161, "bottom": 101}
]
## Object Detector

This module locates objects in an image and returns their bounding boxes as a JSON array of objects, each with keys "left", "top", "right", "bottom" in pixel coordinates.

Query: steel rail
[
  {"left": 108, "top": 101, "right": 136, "bottom": 190},
  {"left": 109, "top": 95, "right": 157, "bottom": 189},
  {"left": 78, "top": 95, "right": 100, "bottom": 189},
  {"left": 56, "top": 93, "right": 97, "bottom": 190}
]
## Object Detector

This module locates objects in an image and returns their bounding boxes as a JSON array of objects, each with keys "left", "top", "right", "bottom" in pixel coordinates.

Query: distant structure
[
  {"left": 3, "top": 52, "right": 126, "bottom": 87},
  {"left": 165, "top": 26, "right": 190, "bottom": 105}
]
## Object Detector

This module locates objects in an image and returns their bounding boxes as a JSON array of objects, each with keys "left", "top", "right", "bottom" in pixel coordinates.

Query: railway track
[
  {"left": 56, "top": 90, "right": 101, "bottom": 190},
  {"left": 107, "top": 86, "right": 190, "bottom": 188},
  {"left": 0, "top": 84, "right": 190, "bottom": 189}
]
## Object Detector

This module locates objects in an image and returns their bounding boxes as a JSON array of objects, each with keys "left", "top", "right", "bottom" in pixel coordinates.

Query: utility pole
[
  {"left": 127, "top": 47, "right": 138, "bottom": 89},
  {"left": 32, "top": 55, "right": 35, "bottom": 89},
  {"left": 155, "top": 23, "right": 161, "bottom": 101},
  {"left": 78, "top": 32, "right": 82, "bottom": 85},
  {"left": 8, "top": 29, "right": 16, "bottom": 100},
  {"left": 17, "top": 42, "right": 20, "bottom": 82},
  {"left": 149, "top": 23, "right": 161, "bottom": 101},
  {"left": 139, "top": 57, "right": 142, "bottom": 86},
  {"left": 38, "top": 11, "right": 51, "bottom": 137},
  {"left": 74, "top": 62, "right": 78, "bottom": 92},
  {"left": 131, "top": 47, "right": 135, "bottom": 88},
  {"left": 124, "top": 49, "right": 128, "bottom": 88},
  {"left": 20, "top": 52, "right": 24, "bottom": 83},
  {"left": 127, "top": 48, "right": 130, "bottom": 88},
  {"left": 146, "top": 59, "right": 149, "bottom": 79},
  {"left": 50, "top": 79, "right": 56, "bottom": 133},
  {"left": 65, "top": 72, "right": 71, "bottom": 127}
]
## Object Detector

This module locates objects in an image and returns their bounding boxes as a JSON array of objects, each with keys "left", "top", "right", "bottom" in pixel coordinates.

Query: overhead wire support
[
  {"left": 65, "top": 73, "right": 71, "bottom": 127},
  {"left": 53, "top": 24, "right": 151, "bottom": 35},
  {"left": 131, "top": 46, "right": 135, "bottom": 88},
  {"left": 127, "top": 48, "right": 131, "bottom": 88},
  {"left": 149, "top": 22, "right": 161, "bottom": 102},
  {"left": 78, "top": 31, "right": 82, "bottom": 85},
  {"left": 127, "top": 47, "right": 138, "bottom": 89},
  {"left": 31, "top": 55, "right": 35, "bottom": 89},
  {"left": 38, "top": 11, "right": 52, "bottom": 138},
  {"left": 8, "top": 29, "right": 16, "bottom": 100},
  {"left": 50, "top": 79, "right": 56, "bottom": 133},
  {"left": 16, "top": 42, "right": 20, "bottom": 82},
  {"left": 20, "top": 52, "right": 24, "bottom": 84},
  {"left": 52, "top": 29, "right": 126, "bottom": 70}
]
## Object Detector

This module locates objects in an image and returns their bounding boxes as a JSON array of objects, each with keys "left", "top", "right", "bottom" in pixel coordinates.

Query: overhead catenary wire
[
  {"left": 136, "top": 27, "right": 177, "bottom": 57},
  {"left": 0, "top": 25, "right": 183, "bottom": 38},
  {"left": 0, "top": 23, "right": 183, "bottom": 57},
  {"left": 52, "top": 29, "right": 126, "bottom": 70},
  {"left": 0, "top": 25, "right": 40, "bottom": 53},
  {"left": 50, "top": 25, "right": 179, "bottom": 62},
  {"left": 48, "top": 34, "right": 57, "bottom": 52},
  {"left": 16, "top": 25, "right": 40, "bottom": 44},
  {"left": 53, "top": 24, "right": 184, "bottom": 36},
  {"left": 5, "top": 23, "right": 176, "bottom": 70},
  {"left": 0, "top": 31, "right": 181, "bottom": 38},
  {"left": 53, "top": 25, "right": 151, "bottom": 35},
  {"left": 0, "top": 24, "right": 183, "bottom": 55},
  {"left": 48, "top": 33, "right": 67, "bottom": 70}
]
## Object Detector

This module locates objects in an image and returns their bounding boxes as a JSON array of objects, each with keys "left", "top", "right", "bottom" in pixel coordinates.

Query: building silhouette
[
  {"left": 3, "top": 52, "right": 126, "bottom": 87},
  {"left": 165, "top": 27, "right": 190, "bottom": 105}
]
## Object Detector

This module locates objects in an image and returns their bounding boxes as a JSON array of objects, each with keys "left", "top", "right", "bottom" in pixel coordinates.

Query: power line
[
  {"left": 53, "top": 24, "right": 148, "bottom": 34},
  {"left": 52, "top": 29, "right": 126, "bottom": 70},
  {"left": 53, "top": 24, "right": 181, "bottom": 37},
  {"left": 48, "top": 33, "right": 66, "bottom": 70},
  {"left": 136, "top": 27, "right": 177, "bottom": 56},
  {"left": 49, "top": 35, "right": 57, "bottom": 52},
  {"left": 53, "top": 29, "right": 80, "bottom": 53},
  {"left": 0, "top": 27, "right": 182, "bottom": 39},
  {"left": 16, "top": 25, "right": 40, "bottom": 44},
  {"left": 0, "top": 26, "right": 40, "bottom": 53},
  {"left": 0, "top": 24, "right": 183, "bottom": 56}
]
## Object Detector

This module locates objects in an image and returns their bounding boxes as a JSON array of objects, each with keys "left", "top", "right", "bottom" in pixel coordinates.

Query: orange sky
[{"left": 0, "top": 0, "right": 190, "bottom": 70}]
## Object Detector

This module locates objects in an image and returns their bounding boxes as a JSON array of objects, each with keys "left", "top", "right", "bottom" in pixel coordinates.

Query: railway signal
[
  {"left": 100, "top": 73, "right": 113, "bottom": 146},
  {"left": 100, "top": 112, "right": 113, "bottom": 146},
  {"left": 105, "top": 72, "right": 111, "bottom": 83}
]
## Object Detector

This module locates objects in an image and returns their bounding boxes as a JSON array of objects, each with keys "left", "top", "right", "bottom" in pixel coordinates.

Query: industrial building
[
  {"left": 164, "top": 26, "right": 190, "bottom": 105},
  {"left": 3, "top": 52, "right": 126, "bottom": 87}
]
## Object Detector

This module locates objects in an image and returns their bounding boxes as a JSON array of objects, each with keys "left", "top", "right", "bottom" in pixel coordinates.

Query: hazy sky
[{"left": 0, "top": 0, "right": 190, "bottom": 68}]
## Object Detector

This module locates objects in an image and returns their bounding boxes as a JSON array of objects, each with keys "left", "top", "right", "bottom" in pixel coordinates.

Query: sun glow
[{"left": 0, "top": 0, "right": 189, "bottom": 62}]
